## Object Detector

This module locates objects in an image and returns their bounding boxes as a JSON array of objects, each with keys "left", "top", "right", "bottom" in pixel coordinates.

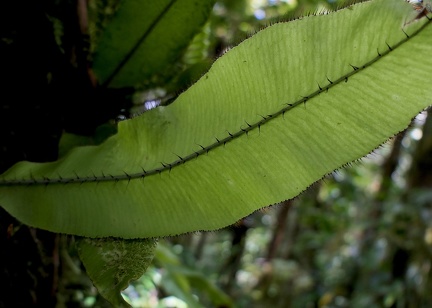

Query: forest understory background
[{"left": 1, "top": 0, "right": 432, "bottom": 307}]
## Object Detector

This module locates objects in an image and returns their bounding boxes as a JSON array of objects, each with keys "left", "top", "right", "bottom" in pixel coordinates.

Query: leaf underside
[{"left": 1, "top": 0, "right": 431, "bottom": 238}]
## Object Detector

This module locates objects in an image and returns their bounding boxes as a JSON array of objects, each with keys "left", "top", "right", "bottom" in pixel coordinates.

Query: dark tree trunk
[
  {"left": 0, "top": 1, "right": 129, "bottom": 306},
  {"left": 265, "top": 201, "right": 292, "bottom": 261},
  {"left": 0, "top": 1, "right": 62, "bottom": 305}
]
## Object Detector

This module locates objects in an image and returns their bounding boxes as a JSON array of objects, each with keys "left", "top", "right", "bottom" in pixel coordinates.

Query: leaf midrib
[{"left": 2, "top": 14, "right": 430, "bottom": 186}]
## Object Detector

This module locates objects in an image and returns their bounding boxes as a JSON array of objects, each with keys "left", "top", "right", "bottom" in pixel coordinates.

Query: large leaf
[
  {"left": 92, "top": 0, "right": 215, "bottom": 88},
  {"left": 0, "top": 0, "right": 431, "bottom": 238}
]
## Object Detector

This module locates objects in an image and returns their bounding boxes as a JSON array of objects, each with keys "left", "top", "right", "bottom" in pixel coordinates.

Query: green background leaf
[
  {"left": 0, "top": 0, "right": 431, "bottom": 238},
  {"left": 92, "top": 0, "right": 215, "bottom": 88},
  {"left": 153, "top": 243, "right": 234, "bottom": 307},
  {"left": 76, "top": 237, "right": 157, "bottom": 307}
]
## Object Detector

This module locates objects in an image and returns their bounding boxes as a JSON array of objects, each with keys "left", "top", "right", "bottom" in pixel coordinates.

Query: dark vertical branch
[
  {"left": 406, "top": 110, "right": 432, "bottom": 188},
  {"left": 76, "top": 0, "right": 97, "bottom": 88},
  {"left": 393, "top": 110, "right": 432, "bottom": 304},
  {"left": 52, "top": 234, "right": 60, "bottom": 296},
  {"left": 219, "top": 220, "right": 249, "bottom": 295},
  {"left": 194, "top": 233, "right": 208, "bottom": 261},
  {"left": 377, "top": 132, "right": 407, "bottom": 198},
  {"left": 364, "top": 131, "right": 407, "bottom": 242},
  {"left": 265, "top": 201, "right": 292, "bottom": 261},
  {"left": 349, "top": 131, "right": 407, "bottom": 305}
]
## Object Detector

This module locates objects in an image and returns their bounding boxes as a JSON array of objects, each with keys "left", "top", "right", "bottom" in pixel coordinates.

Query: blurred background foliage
[{"left": 1, "top": 0, "right": 432, "bottom": 307}]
